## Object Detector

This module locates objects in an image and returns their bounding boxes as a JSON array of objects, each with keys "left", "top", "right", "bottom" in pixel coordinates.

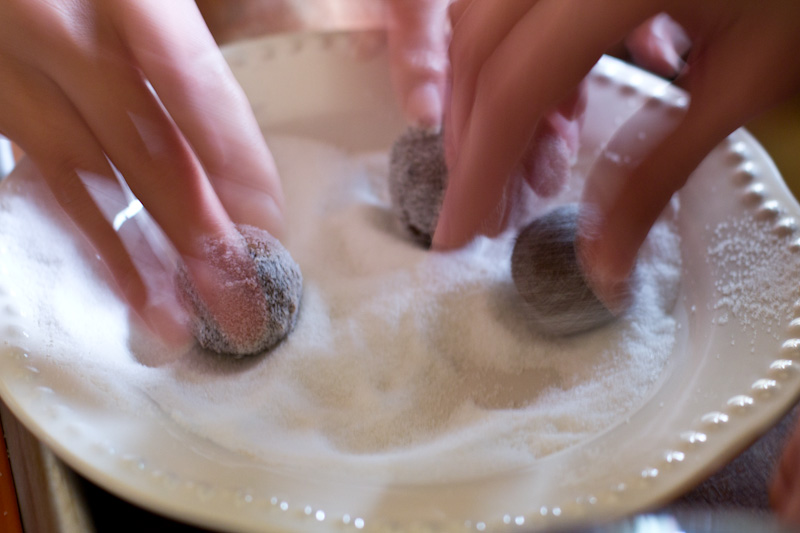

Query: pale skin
[
  {"left": 436, "top": 0, "right": 800, "bottom": 523},
  {"left": 0, "top": 0, "right": 449, "bottom": 341}
]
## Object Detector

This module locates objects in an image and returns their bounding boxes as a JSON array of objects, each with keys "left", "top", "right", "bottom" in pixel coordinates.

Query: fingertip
[
  {"left": 178, "top": 230, "right": 268, "bottom": 349},
  {"left": 432, "top": 184, "right": 507, "bottom": 251},
  {"left": 626, "top": 14, "right": 689, "bottom": 79},
  {"left": 406, "top": 81, "right": 443, "bottom": 133},
  {"left": 432, "top": 191, "right": 473, "bottom": 251},
  {"left": 575, "top": 205, "right": 637, "bottom": 315},
  {"left": 431, "top": 204, "right": 455, "bottom": 251},
  {"left": 385, "top": 0, "right": 449, "bottom": 132},
  {"left": 521, "top": 124, "right": 571, "bottom": 198}
]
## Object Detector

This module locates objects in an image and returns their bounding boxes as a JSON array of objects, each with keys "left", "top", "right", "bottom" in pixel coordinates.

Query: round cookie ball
[
  {"left": 177, "top": 224, "right": 303, "bottom": 356},
  {"left": 511, "top": 204, "right": 616, "bottom": 336},
  {"left": 389, "top": 127, "right": 447, "bottom": 247}
]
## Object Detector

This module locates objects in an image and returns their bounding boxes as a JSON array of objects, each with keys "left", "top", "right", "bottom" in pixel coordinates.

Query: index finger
[
  {"left": 433, "top": 0, "right": 658, "bottom": 249},
  {"left": 385, "top": 0, "right": 450, "bottom": 130},
  {"left": 117, "top": 0, "right": 285, "bottom": 238}
]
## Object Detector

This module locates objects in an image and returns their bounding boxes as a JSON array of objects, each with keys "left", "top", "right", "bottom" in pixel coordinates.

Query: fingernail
[
  {"left": 655, "top": 38, "right": 685, "bottom": 76},
  {"left": 406, "top": 82, "right": 443, "bottom": 133},
  {"left": 216, "top": 180, "right": 285, "bottom": 240}
]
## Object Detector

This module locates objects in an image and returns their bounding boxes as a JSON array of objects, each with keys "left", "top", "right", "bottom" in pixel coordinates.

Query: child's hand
[
  {"left": 434, "top": 0, "right": 800, "bottom": 306},
  {"left": 0, "top": 0, "right": 285, "bottom": 340}
]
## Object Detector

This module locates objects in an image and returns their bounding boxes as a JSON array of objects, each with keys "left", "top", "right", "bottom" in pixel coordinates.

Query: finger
[
  {"left": 386, "top": 0, "right": 450, "bottom": 130},
  {"left": 771, "top": 413, "right": 800, "bottom": 513},
  {"left": 114, "top": 0, "right": 285, "bottom": 239},
  {"left": 115, "top": 1, "right": 295, "bottom": 346},
  {"left": 0, "top": 59, "right": 185, "bottom": 340},
  {"left": 518, "top": 112, "right": 573, "bottom": 198},
  {"left": 777, "top": 477, "right": 800, "bottom": 525},
  {"left": 519, "top": 80, "right": 588, "bottom": 198},
  {"left": 772, "top": 445, "right": 795, "bottom": 513},
  {"left": 29, "top": 8, "right": 270, "bottom": 344},
  {"left": 625, "top": 13, "right": 690, "bottom": 78},
  {"left": 575, "top": 91, "right": 689, "bottom": 308},
  {"left": 579, "top": 6, "right": 800, "bottom": 304},
  {"left": 33, "top": 37, "right": 232, "bottom": 256},
  {"left": 447, "top": 0, "right": 536, "bottom": 154},
  {"left": 434, "top": 0, "right": 655, "bottom": 249}
]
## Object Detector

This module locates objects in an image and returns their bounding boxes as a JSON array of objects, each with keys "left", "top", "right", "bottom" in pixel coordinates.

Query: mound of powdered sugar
[{"left": 0, "top": 135, "right": 682, "bottom": 483}]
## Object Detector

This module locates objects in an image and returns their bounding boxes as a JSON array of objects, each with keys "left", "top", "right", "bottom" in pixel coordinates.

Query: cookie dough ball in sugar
[
  {"left": 177, "top": 224, "right": 303, "bottom": 356},
  {"left": 389, "top": 127, "right": 447, "bottom": 247},
  {"left": 511, "top": 204, "right": 618, "bottom": 336}
]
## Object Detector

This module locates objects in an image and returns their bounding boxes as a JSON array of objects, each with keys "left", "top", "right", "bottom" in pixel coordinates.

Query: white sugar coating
[
  {"left": 0, "top": 136, "right": 681, "bottom": 483},
  {"left": 708, "top": 212, "right": 797, "bottom": 334}
]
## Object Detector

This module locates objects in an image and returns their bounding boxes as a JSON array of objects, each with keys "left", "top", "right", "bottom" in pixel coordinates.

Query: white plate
[{"left": 2, "top": 31, "right": 800, "bottom": 533}]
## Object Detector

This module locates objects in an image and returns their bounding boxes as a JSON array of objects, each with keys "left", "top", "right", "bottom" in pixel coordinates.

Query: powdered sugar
[{"left": 0, "top": 136, "right": 681, "bottom": 483}]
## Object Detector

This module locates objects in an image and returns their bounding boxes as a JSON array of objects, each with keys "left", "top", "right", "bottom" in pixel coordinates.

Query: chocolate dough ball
[
  {"left": 389, "top": 127, "right": 447, "bottom": 247},
  {"left": 177, "top": 224, "right": 303, "bottom": 356},
  {"left": 511, "top": 204, "right": 616, "bottom": 336}
]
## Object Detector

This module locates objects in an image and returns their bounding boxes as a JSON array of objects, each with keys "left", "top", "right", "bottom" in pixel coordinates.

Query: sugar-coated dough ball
[
  {"left": 389, "top": 127, "right": 447, "bottom": 247},
  {"left": 511, "top": 204, "right": 615, "bottom": 336},
  {"left": 177, "top": 224, "right": 303, "bottom": 356}
]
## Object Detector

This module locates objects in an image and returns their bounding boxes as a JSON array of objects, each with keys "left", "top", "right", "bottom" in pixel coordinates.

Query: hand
[
  {"left": 435, "top": 0, "right": 800, "bottom": 305},
  {"left": 197, "top": 0, "right": 452, "bottom": 131},
  {"left": 0, "top": 0, "right": 285, "bottom": 341},
  {"left": 772, "top": 412, "right": 800, "bottom": 524},
  {"left": 385, "top": 0, "right": 450, "bottom": 131}
]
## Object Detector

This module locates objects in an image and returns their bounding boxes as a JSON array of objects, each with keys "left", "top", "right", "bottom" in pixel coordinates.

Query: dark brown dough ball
[
  {"left": 389, "top": 127, "right": 447, "bottom": 247},
  {"left": 511, "top": 204, "right": 616, "bottom": 336},
  {"left": 177, "top": 224, "right": 303, "bottom": 356}
]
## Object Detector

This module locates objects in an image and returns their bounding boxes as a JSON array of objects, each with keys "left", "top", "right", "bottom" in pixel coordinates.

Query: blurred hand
[
  {"left": 773, "top": 411, "right": 800, "bottom": 524},
  {"left": 0, "top": 0, "right": 285, "bottom": 341},
  {"left": 384, "top": 0, "right": 450, "bottom": 131},
  {"left": 434, "top": 0, "right": 800, "bottom": 307},
  {"left": 198, "top": 0, "right": 452, "bottom": 130}
]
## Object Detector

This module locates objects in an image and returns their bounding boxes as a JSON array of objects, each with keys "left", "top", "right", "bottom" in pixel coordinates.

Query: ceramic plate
[{"left": 1, "top": 31, "right": 800, "bottom": 533}]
